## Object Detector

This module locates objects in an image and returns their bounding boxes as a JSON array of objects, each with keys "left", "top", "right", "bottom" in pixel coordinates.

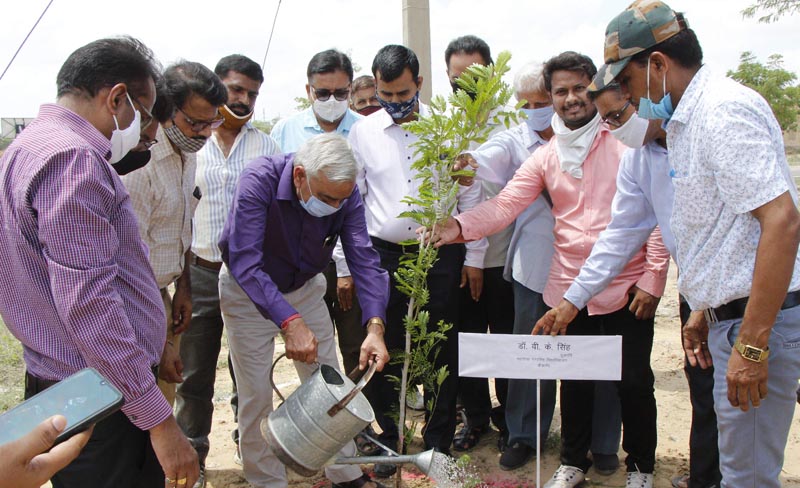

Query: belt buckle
[{"left": 703, "top": 308, "right": 718, "bottom": 324}]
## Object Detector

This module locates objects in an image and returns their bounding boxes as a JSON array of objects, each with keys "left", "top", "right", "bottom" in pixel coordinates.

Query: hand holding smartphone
[{"left": 0, "top": 368, "right": 123, "bottom": 445}]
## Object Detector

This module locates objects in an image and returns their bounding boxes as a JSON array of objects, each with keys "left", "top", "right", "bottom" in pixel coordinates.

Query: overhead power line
[
  {"left": 261, "top": 0, "right": 283, "bottom": 70},
  {"left": 0, "top": 0, "right": 55, "bottom": 83}
]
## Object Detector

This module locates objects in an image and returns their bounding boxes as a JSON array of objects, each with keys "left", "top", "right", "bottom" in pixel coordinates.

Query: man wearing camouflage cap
[{"left": 595, "top": 1, "right": 800, "bottom": 487}]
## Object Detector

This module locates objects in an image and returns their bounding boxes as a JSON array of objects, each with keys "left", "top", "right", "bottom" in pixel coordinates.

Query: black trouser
[
  {"left": 679, "top": 298, "right": 722, "bottom": 488},
  {"left": 457, "top": 266, "right": 514, "bottom": 429},
  {"left": 323, "top": 261, "right": 365, "bottom": 375},
  {"left": 25, "top": 372, "right": 164, "bottom": 488},
  {"left": 559, "top": 297, "right": 657, "bottom": 473},
  {"left": 370, "top": 237, "right": 464, "bottom": 451}
]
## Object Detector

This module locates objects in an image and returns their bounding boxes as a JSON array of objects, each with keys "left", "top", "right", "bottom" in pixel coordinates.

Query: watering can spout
[{"left": 334, "top": 449, "right": 437, "bottom": 475}]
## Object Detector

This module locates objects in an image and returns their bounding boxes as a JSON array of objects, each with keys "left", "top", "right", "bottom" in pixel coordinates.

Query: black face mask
[
  {"left": 112, "top": 150, "right": 152, "bottom": 175},
  {"left": 451, "top": 82, "right": 477, "bottom": 101},
  {"left": 357, "top": 105, "right": 381, "bottom": 116}
]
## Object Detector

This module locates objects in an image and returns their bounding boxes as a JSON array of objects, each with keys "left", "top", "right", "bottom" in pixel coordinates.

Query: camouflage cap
[{"left": 589, "top": 0, "right": 686, "bottom": 92}]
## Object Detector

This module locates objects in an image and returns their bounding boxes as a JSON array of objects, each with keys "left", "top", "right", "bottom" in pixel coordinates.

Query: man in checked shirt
[{"left": 0, "top": 37, "right": 198, "bottom": 488}]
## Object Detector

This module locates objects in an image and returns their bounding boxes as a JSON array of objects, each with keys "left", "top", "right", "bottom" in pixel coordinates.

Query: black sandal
[
  {"left": 452, "top": 423, "right": 489, "bottom": 451},
  {"left": 354, "top": 427, "right": 381, "bottom": 457}
]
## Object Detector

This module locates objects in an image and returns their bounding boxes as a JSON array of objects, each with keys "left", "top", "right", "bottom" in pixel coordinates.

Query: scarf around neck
[{"left": 551, "top": 111, "right": 602, "bottom": 179}]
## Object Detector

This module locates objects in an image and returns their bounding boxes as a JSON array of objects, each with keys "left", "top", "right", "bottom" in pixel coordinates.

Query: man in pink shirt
[{"left": 432, "top": 51, "right": 668, "bottom": 488}]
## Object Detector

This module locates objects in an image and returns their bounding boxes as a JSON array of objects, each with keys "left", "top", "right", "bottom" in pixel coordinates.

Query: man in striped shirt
[
  {"left": 0, "top": 37, "right": 198, "bottom": 487},
  {"left": 180, "top": 54, "right": 280, "bottom": 485}
]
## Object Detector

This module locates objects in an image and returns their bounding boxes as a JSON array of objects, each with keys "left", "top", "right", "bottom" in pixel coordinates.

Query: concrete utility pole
[{"left": 402, "top": 0, "right": 432, "bottom": 104}]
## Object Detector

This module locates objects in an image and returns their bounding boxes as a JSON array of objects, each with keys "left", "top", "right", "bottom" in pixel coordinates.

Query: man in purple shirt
[
  {"left": 0, "top": 37, "right": 198, "bottom": 488},
  {"left": 218, "top": 132, "right": 390, "bottom": 488}
]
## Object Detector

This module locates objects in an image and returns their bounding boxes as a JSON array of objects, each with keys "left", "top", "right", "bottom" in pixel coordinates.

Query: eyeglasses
[
  {"left": 176, "top": 108, "right": 224, "bottom": 132},
  {"left": 141, "top": 139, "right": 158, "bottom": 149},
  {"left": 601, "top": 100, "right": 631, "bottom": 128},
  {"left": 130, "top": 95, "right": 155, "bottom": 131},
  {"left": 311, "top": 85, "right": 351, "bottom": 102}
]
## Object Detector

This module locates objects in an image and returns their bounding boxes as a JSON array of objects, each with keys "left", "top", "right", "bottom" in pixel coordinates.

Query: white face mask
[
  {"left": 313, "top": 97, "right": 349, "bottom": 123},
  {"left": 609, "top": 112, "right": 650, "bottom": 149},
  {"left": 109, "top": 92, "right": 142, "bottom": 164}
]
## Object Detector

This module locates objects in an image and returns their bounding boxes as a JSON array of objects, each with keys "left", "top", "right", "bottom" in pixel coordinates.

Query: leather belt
[
  {"left": 370, "top": 236, "right": 419, "bottom": 254},
  {"left": 703, "top": 289, "right": 800, "bottom": 324},
  {"left": 191, "top": 253, "right": 222, "bottom": 271},
  {"left": 25, "top": 366, "right": 158, "bottom": 396}
]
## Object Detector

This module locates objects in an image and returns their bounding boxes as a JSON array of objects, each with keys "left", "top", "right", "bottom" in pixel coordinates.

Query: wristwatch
[{"left": 733, "top": 338, "right": 770, "bottom": 362}]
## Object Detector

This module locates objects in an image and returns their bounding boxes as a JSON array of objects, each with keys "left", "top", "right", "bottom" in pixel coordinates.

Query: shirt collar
[
  {"left": 380, "top": 102, "right": 429, "bottom": 131},
  {"left": 276, "top": 154, "right": 298, "bottom": 201},
  {"left": 301, "top": 107, "right": 362, "bottom": 133},
  {"left": 668, "top": 64, "right": 709, "bottom": 126},
  {"left": 39, "top": 103, "right": 112, "bottom": 158},
  {"left": 150, "top": 125, "right": 180, "bottom": 161}
]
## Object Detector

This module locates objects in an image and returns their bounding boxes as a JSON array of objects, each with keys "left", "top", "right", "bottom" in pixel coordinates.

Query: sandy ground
[{"left": 202, "top": 264, "right": 800, "bottom": 487}]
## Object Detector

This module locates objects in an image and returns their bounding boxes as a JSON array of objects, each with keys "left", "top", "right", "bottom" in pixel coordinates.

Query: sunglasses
[{"left": 311, "top": 85, "right": 351, "bottom": 102}]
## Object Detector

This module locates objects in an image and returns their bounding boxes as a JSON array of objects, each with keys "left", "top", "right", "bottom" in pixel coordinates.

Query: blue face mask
[
  {"left": 299, "top": 176, "right": 340, "bottom": 218},
  {"left": 377, "top": 91, "right": 419, "bottom": 120},
  {"left": 521, "top": 105, "right": 554, "bottom": 132},
  {"left": 637, "top": 57, "right": 674, "bottom": 122}
]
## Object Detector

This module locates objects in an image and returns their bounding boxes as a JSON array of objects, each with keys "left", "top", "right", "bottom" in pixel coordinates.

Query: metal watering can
[{"left": 261, "top": 353, "right": 378, "bottom": 476}]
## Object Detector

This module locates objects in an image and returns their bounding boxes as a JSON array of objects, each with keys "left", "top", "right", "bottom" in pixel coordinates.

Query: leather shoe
[
  {"left": 332, "top": 473, "right": 387, "bottom": 488},
  {"left": 499, "top": 442, "right": 534, "bottom": 471},
  {"left": 593, "top": 453, "right": 619, "bottom": 475}
]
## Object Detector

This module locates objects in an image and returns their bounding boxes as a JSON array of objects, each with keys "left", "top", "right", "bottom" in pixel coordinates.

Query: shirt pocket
[{"left": 671, "top": 172, "right": 724, "bottom": 229}]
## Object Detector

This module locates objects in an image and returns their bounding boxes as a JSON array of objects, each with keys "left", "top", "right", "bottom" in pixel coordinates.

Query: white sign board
[{"left": 458, "top": 333, "right": 622, "bottom": 381}]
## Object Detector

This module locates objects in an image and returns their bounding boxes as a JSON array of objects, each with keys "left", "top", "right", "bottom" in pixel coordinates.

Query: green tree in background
[
  {"left": 294, "top": 96, "right": 312, "bottom": 111},
  {"left": 251, "top": 117, "right": 281, "bottom": 134},
  {"left": 727, "top": 51, "right": 800, "bottom": 131},
  {"left": 742, "top": 0, "right": 800, "bottom": 22}
]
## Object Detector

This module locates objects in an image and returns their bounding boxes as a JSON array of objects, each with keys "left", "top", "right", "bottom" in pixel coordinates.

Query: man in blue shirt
[
  {"left": 218, "top": 133, "right": 389, "bottom": 488},
  {"left": 271, "top": 49, "right": 369, "bottom": 407},
  {"left": 270, "top": 49, "right": 362, "bottom": 153}
]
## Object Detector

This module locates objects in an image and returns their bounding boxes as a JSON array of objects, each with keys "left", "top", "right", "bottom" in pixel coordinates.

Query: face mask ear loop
[
  {"left": 662, "top": 62, "right": 667, "bottom": 100},
  {"left": 646, "top": 57, "right": 652, "bottom": 101},
  {"left": 305, "top": 174, "right": 314, "bottom": 199}
]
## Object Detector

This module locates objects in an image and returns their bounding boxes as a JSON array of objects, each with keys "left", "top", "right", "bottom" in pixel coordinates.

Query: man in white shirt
[
  {"left": 598, "top": 1, "right": 800, "bottom": 486},
  {"left": 122, "top": 61, "right": 227, "bottom": 412},
  {"left": 444, "top": 33, "right": 509, "bottom": 456},
  {"left": 178, "top": 54, "right": 280, "bottom": 488},
  {"left": 347, "top": 44, "right": 487, "bottom": 475}
]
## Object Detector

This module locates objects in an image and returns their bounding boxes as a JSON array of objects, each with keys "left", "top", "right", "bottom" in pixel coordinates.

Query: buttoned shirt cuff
[
  {"left": 271, "top": 300, "right": 300, "bottom": 330},
  {"left": 563, "top": 283, "right": 592, "bottom": 312},
  {"left": 463, "top": 233, "right": 488, "bottom": 269},
  {"left": 121, "top": 384, "right": 174, "bottom": 431},
  {"left": 464, "top": 244, "right": 487, "bottom": 269},
  {"left": 636, "top": 270, "right": 667, "bottom": 298},
  {"left": 332, "top": 241, "right": 351, "bottom": 277},
  {"left": 454, "top": 215, "right": 477, "bottom": 243},
  {"left": 335, "top": 257, "right": 351, "bottom": 277}
]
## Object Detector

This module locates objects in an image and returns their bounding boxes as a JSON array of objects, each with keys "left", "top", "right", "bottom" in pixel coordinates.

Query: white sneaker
[
  {"left": 544, "top": 464, "right": 585, "bottom": 488},
  {"left": 406, "top": 385, "right": 424, "bottom": 410},
  {"left": 626, "top": 471, "right": 654, "bottom": 488}
]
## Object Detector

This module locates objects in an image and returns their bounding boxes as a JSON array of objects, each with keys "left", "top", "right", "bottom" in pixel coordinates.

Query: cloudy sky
[{"left": 1, "top": 0, "right": 798, "bottom": 122}]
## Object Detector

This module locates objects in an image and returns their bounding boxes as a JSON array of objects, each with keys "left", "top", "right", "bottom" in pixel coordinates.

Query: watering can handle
[
  {"left": 327, "top": 357, "right": 379, "bottom": 417},
  {"left": 269, "top": 353, "right": 321, "bottom": 404}
]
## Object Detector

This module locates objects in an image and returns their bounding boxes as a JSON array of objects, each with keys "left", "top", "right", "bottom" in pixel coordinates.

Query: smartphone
[{"left": 0, "top": 368, "right": 123, "bottom": 445}]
